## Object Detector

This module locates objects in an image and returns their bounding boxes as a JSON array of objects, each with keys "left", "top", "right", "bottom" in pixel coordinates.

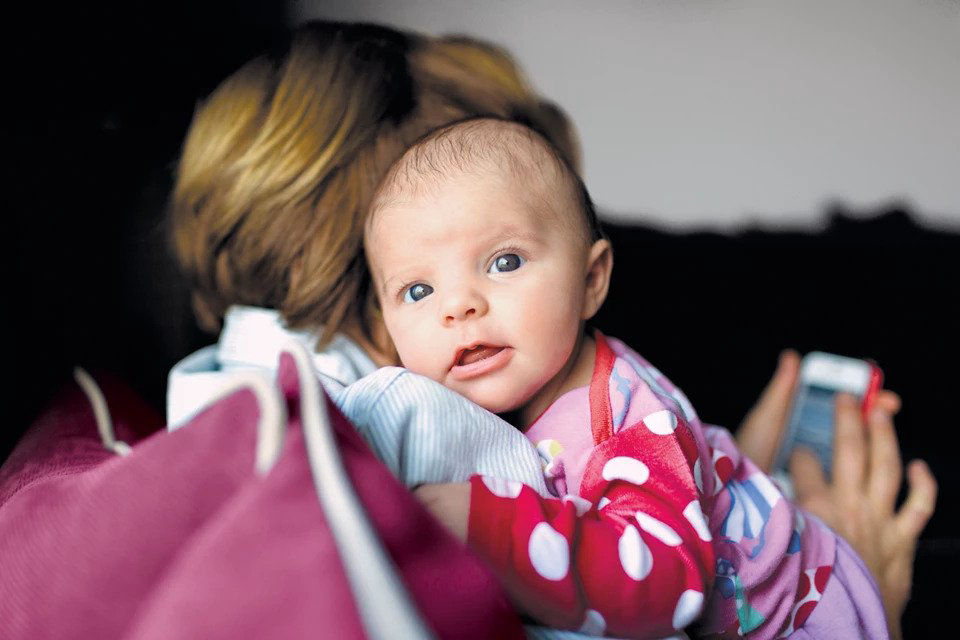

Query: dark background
[
  {"left": 8, "top": 2, "right": 957, "bottom": 636},
  {"left": 596, "top": 210, "right": 959, "bottom": 638}
]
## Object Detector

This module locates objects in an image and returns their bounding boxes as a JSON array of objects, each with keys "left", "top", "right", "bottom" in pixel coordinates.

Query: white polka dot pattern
[
  {"left": 578, "top": 608, "right": 607, "bottom": 635},
  {"left": 562, "top": 494, "right": 592, "bottom": 516},
  {"left": 635, "top": 511, "right": 682, "bottom": 546},
  {"left": 643, "top": 409, "right": 678, "bottom": 435},
  {"left": 693, "top": 458, "right": 704, "bottom": 494},
  {"left": 672, "top": 589, "right": 704, "bottom": 629},
  {"left": 528, "top": 522, "right": 569, "bottom": 581},
  {"left": 481, "top": 475, "right": 523, "bottom": 498},
  {"left": 463, "top": 338, "right": 725, "bottom": 635},
  {"left": 618, "top": 524, "right": 653, "bottom": 580},
  {"left": 601, "top": 456, "right": 650, "bottom": 485},
  {"left": 683, "top": 500, "right": 712, "bottom": 542}
]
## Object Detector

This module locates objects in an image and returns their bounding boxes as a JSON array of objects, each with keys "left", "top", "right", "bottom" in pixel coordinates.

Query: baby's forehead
[{"left": 370, "top": 119, "right": 580, "bottom": 225}]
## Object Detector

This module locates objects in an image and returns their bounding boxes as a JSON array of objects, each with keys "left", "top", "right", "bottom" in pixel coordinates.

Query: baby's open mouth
[{"left": 457, "top": 345, "right": 505, "bottom": 366}]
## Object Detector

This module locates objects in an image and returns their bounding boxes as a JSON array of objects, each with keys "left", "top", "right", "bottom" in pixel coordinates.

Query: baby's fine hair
[{"left": 370, "top": 117, "right": 605, "bottom": 245}]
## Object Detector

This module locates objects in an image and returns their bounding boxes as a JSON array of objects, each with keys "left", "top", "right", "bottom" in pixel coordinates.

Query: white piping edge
[
  {"left": 74, "top": 367, "right": 286, "bottom": 474},
  {"left": 283, "top": 340, "right": 433, "bottom": 640},
  {"left": 73, "top": 367, "right": 131, "bottom": 457}
]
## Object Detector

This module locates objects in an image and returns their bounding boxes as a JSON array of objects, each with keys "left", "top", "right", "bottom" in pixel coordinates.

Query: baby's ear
[{"left": 582, "top": 238, "right": 613, "bottom": 320}]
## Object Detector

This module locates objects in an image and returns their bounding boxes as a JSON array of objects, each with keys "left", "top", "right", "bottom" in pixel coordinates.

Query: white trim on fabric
[
  {"left": 74, "top": 367, "right": 132, "bottom": 456},
  {"left": 286, "top": 340, "right": 434, "bottom": 640}
]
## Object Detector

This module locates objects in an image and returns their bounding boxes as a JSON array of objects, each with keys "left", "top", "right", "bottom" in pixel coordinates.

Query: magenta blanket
[{"left": 0, "top": 363, "right": 523, "bottom": 639}]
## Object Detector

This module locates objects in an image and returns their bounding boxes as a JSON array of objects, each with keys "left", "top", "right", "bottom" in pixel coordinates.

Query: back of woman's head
[{"left": 171, "top": 20, "right": 579, "bottom": 347}]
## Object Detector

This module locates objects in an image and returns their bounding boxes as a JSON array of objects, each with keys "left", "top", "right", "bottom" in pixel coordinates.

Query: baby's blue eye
[
  {"left": 403, "top": 283, "right": 433, "bottom": 303},
  {"left": 489, "top": 253, "right": 524, "bottom": 273}
]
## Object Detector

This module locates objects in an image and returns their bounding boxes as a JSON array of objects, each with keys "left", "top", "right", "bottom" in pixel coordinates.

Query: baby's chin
[
  {"left": 435, "top": 369, "right": 542, "bottom": 420},
  {"left": 458, "top": 387, "right": 533, "bottom": 419},
  {"left": 461, "top": 393, "right": 516, "bottom": 414}
]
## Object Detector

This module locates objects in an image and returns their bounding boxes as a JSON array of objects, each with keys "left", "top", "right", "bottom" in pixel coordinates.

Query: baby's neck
[{"left": 514, "top": 332, "right": 597, "bottom": 430}]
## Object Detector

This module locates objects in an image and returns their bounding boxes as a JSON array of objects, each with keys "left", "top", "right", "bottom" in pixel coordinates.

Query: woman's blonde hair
[{"left": 170, "top": 21, "right": 580, "bottom": 348}]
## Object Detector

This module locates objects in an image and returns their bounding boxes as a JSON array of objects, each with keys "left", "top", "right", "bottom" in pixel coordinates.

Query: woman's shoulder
[
  {"left": 166, "top": 306, "right": 378, "bottom": 428},
  {"left": 166, "top": 344, "right": 233, "bottom": 429}
]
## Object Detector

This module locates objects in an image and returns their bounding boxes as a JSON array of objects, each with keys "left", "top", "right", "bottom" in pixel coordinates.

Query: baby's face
[{"left": 366, "top": 166, "right": 592, "bottom": 416}]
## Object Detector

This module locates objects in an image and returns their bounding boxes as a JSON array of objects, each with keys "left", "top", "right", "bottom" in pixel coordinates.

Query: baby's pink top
[{"left": 468, "top": 333, "right": 838, "bottom": 638}]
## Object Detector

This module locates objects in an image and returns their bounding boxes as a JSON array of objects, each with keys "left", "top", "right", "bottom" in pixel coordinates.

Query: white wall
[{"left": 289, "top": 0, "right": 960, "bottom": 231}]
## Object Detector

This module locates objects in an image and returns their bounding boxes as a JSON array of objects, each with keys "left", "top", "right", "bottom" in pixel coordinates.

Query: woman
[{"left": 167, "top": 20, "right": 935, "bottom": 638}]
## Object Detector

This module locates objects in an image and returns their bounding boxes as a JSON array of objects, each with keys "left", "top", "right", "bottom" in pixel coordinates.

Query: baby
[{"left": 363, "top": 118, "right": 888, "bottom": 639}]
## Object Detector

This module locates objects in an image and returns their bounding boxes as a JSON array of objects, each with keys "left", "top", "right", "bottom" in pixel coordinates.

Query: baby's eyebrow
[
  {"left": 379, "top": 270, "right": 420, "bottom": 300},
  {"left": 484, "top": 227, "right": 545, "bottom": 246},
  {"left": 379, "top": 274, "right": 401, "bottom": 299}
]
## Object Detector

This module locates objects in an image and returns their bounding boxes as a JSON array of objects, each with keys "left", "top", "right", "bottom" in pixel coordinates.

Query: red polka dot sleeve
[{"left": 468, "top": 413, "right": 715, "bottom": 638}]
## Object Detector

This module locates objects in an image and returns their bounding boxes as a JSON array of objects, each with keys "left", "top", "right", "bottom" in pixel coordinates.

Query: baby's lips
[
  {"left": 458, "top": 344, "right": 510, "bottom": 367},
  {"left": 448, "top": 345, "right": 514, "bottom": 381},
  {"left": 452, "top": 342, "right": 486, "bottom": 367}
]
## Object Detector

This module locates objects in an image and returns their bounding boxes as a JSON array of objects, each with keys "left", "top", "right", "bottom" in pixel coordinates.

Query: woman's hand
[
  {"left": 736, "top": 350, "right": 938, "bottom": 639},
  {"left": 413, "top": 482, "right": 471, "bottom": 542},
  {"left": 791, "top": 396, "right": 936, "bottom": 639}
]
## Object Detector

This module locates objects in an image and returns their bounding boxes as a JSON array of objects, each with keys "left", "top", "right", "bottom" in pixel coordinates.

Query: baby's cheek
[
  {"left": 523, "top": 297, "right": 581, "bottom": 343},
  {"left": 383, "top": 317, "right": 415, "bottom": 366},
  {"left": 393, "top": 327, "right": 445, "bottom": 382}
]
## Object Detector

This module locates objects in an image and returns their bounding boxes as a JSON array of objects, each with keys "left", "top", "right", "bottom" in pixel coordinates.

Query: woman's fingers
[
  {"left": 737, "top": 349, "right": 800, "bottom": 472},
  {"left": 893, "top": 459, "right": 938, "bottom": 542},
  {"left": 832, "top": 393, "right": 867, "bottom": 495},
  {"left": 789, "top": 447, "right": 828, "bottom": 503},
  {"left": 875, "top": 390, "right": 902, "bottom": 415},
  {"left": 866, "top": 407, "right": 903, "bottom": 514},
  {"left": 790, "top": 447, "right": 841, "bottom": 530}
]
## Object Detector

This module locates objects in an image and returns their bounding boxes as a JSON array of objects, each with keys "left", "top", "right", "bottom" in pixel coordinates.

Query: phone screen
[
  {"left": 774, "top": 353, "right": 881, "bottom": 494},
  {"left": 785, "top": 383, "right": 853, "bottom": 474}
]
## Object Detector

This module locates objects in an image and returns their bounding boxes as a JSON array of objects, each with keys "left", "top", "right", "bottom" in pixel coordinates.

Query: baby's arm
[{"left": 465, "top": 415, "right": 714, "bottom": 639}]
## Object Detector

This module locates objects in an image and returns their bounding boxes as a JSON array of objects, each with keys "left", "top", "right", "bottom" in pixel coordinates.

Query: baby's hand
[{"left": 414, "top": 482, "right": 470, "bottom": 542}]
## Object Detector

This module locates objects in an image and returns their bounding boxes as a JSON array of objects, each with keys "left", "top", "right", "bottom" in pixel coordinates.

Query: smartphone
[{"left": 773, "top": 351, "right": 883, "bottom": 481}]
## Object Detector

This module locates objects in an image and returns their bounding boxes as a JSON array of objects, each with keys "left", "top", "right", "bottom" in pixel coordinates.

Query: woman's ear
[{"left": 582, "top": 238, "right": 613, "bottom": 320}]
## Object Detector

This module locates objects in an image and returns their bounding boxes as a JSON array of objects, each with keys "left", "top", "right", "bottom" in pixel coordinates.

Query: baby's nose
[
  {"left": 441, "top": 290, "right": 487, "bottom": 325},
  {"left": 446, "top": 307, "right": 476, "bottom": 323}
]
